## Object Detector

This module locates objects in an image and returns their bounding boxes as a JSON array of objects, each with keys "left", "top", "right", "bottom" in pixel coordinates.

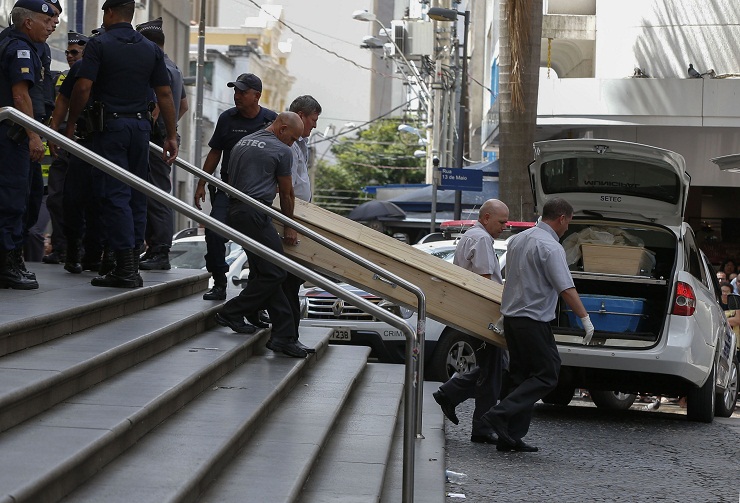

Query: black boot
[
  {"left": 139, "top": 251, "right": 171, "bottom": 270},
  {"left": 0, "top": 249, "right": 39, "bottom": 289},
  {"left": 133, "top": 249, "right": 143, "bottom": 287},
  {"left": 91, "top": 249, "right": 139, "bottom": 288},
  {"left": 9, "top": 249, "right": 35, "bottom": 280},
  {"left": 98, "top": 246, "right": 116, "bottom": 276},
  {"left": 64, "top": 239, "right": 83, "bottom": 274}
]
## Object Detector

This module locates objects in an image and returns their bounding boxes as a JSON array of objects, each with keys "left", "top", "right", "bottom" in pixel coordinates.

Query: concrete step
[
  {"left": 297, "top": 363, "right": 405, "bottom": 503},
  {"left": 196, "top": 344, "right": 372, "bottom": 503},
  {"left": 380, "top": 383, "right": 446, "bottom": 503},
  {"left": 0, "top": 323, "right": 297, "bottom": 503},
  {"left": 0, "top": 292, "right": 223, "bottom": 433},
  {"left": 62, "top": 330, "right": 345, "bottom": 503},
  {"left": 0, "top": 268, "right": 210, "bottom": 357}
]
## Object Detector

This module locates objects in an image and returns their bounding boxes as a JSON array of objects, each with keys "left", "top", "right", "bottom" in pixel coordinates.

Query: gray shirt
[
  {"left": 453, "top": 222, "right": 502, "bottom": 284},
  {"left": 228, "top": 129, "right": 293, "bottom": 205},
  {"left": 501, "top": 220, "right": 575, "bottom": 322},
  {"left": 291, "top": 137, "right": 311, "bottom": 202}
]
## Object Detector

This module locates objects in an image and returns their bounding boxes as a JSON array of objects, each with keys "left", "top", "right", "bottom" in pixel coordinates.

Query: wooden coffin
[{"left": 273, "top": 199, "right": 505, "bottom": 347}]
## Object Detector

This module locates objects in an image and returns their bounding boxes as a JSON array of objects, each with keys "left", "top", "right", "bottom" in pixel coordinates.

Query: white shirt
[
  {"left": 453, "top": 222, "right": 502, "bottom": 284},
  {"left": 290, "top": 137, "right": 311, "bottom": 202}
]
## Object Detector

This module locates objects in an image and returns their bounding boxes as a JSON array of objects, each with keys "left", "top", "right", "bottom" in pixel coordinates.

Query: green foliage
[{"left": 313, "top": 119, "right": 426, "bottom": 214}]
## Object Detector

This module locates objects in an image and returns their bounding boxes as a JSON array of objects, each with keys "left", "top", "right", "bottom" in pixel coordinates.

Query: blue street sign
[{"left": 438, "top": 167, "right": 483, "bottom": 191}]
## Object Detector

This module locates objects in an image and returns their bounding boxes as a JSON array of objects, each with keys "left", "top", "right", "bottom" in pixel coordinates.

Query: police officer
[
  {"left": 48, "top": 28, "right": 104, "bottom": 275},
  {"left": 42, "top": 30, "right": 87, "bottom": 265},
  {"left": 65, "top": 0, "right": 178, "bottom": 288},
  {"left": 0, "top": 0, "right": 54, "bottom": 289},
  {"left": 194, "top": 73, "right": 277, "bottom": 300},
  {"left": 136, "top": 17, "right": 188, "bottom": 271}
]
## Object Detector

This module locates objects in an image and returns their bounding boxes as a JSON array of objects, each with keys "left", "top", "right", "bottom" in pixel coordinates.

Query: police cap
[
  {"left": 45, "top": 0, "right": 61, "bottom": 14},
  {"left": 136, "top": 16, "right": 163, "bottom": 33},
  {"left": 91, "top": 25, "right": 105, "bottom": 36},
  {"left": 227, "top": 73, "right": 262, "bottom": 93},
  {"left": 68, "top": 31, "right": 88, "bottom": 45},
  {"left": 13, "top": 0, "right": 54, "bottom": 16},
  {"left": 101, "top": 0, "right": 134, "bottom": 10}
]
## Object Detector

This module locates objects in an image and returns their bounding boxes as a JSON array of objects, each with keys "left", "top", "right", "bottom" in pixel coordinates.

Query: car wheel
[
  {"left": 687, "top": 362, "right": 716, "bottom": 423},
  {"left": 427, "top": 329, "right": 478, "bottom": 382},
  {"left": 589, "top": 390, "right": 637, "bottom": 410},
  {"left": 542, "top": 383, "right": 576, "bottom": 406},
  {"left": 714, "top": 358, "right": 738, "bottom": 418}
]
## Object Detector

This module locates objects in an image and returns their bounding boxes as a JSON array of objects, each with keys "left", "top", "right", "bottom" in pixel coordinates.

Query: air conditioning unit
[{"left": 390, "top": 20, "right": 434, "bottom": 59}]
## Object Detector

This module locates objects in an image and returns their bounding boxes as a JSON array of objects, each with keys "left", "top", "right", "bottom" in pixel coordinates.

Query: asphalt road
[{"left": 443, "top": 395, "right": 740, "bottom": 502}]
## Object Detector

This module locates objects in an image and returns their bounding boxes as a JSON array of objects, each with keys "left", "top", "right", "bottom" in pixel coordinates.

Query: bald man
[
  {"left": 214, "top": 112, "right": 309, "bottom": 358},
  {"left": 434, "top": 199, "right": 510, "bottom": 444}
]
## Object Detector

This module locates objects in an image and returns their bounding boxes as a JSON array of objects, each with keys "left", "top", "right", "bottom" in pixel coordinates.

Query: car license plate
[{"left": 330, "top": 327, "right": 351, "bottom": 341}]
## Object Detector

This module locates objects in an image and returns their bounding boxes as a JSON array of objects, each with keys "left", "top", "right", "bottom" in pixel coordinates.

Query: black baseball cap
[{"left": 227, "top": 73, "right": 262, "bottom": 93}]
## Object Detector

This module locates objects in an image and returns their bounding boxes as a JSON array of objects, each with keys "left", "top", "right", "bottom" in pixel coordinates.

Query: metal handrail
[
  {"left": 151, "top": 143, "right": 429, "bottom": 438},
  {"left": 0, "top": 106, "right": 423, "bottom": 502}
]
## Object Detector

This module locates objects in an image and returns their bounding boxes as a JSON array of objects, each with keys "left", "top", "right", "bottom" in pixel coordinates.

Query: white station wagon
[{"left": 530, "top": 139, "right": 737, "bottom": 422}]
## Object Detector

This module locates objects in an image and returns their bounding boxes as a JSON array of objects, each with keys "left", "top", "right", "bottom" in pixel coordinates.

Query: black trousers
[
  {"left": 219, "top": 204, "right": 295, "bottom": 343},
  {"left": 281, "top": 272, "right": 305, "bottom": 341},
  {"left": 483, "top": 316, "right": 560, "bottom": 441},
  {"left": 145, "top": 148, "right": 173, "bottom": 253},
  {"left": 46, "top": 152, "right": 69, "bottom": 253},
  {"left": 439, "top": 343, "right": 507, "bottom": 436}
]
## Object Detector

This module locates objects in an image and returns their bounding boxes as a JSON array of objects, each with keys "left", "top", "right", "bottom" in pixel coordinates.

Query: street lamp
[{"left": 428, "top": 7, "right": 470, "bottom": 220}]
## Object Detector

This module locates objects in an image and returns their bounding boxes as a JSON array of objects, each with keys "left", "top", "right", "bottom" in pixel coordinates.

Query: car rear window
[{"left": 539, "top": 156, "right": 680, "bottom": 204}]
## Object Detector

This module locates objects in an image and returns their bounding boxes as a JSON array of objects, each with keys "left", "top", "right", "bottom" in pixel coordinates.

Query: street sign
[{"left": 438, "top": 167, "right": 483, "bottom": 191}]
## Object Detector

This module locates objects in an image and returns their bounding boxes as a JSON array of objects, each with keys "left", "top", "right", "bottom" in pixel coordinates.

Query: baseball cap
[
  {"left": 13, "top": 0, "right": 54, "bottom": 16},
  {"left": 67, "top": 31, "right": 88, "bottom": 45},
  {"left": 227, "top": 73, "right": 262, "bottom": 93}
]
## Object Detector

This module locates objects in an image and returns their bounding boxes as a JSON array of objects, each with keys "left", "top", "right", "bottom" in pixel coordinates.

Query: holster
[{"left": 6, "top": 122, "right": 27, "bottom": 144}]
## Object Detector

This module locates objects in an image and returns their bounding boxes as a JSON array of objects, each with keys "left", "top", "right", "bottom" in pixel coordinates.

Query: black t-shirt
[{"left": 208, "top": 106, "right": 277, "bottom": 183}]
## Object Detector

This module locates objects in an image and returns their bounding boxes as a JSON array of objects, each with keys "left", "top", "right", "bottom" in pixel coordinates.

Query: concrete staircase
[{"left": 0, "top": 266, "right": 444, "bottom": 503}]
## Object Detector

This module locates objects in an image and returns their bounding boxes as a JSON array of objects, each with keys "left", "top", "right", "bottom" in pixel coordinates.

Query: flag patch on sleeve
[
  {"left": 21, "top": 68, "right": 30, "bottom": 73},
  {"left": 17, "top": 50, "right": 30, "bottom": 59}
]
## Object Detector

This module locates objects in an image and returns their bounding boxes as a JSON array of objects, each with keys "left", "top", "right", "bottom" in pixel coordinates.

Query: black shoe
[
  {"left": 496, "top": 439, "right": 539, "bottom": 453},
  {"left": 471, "top": 433, "right": 498, "bottom": 444},
  {"left": 215, "top": 312, "right": 256, "bottom": 334},
  {"left": 433, "top": 390, "right": 459, "bottom": 425},
  {"left": 64, "top": 240, "right": 82, "bottom": 274},
  {"left": 81, "top": 260, "right": 101, "bottom": 272},
  {"left": 203, "top": 284, "right": 227, "bottom": 300},
  {"left": 480, "top": 413, "right": 514, "bottom": 446},
  {"left": 266, "top": 339, "right": 307, "bottom": 358},
  {"left": 91, "top": 249, "right": 140, "bottom": 288},
  {"left": 295, "top": 340, "right": 316, "bottom": 354},
  {"left": 259, "top": 311, "right": 271, "bottom": 325},
  {"left": 0, "top": 252, "right": 39, "bottom": 290},
  {"left": 246, "top": 313, "right": 270, "bottom": 329},
  {"left": 42, "top": 251, "right": 65, "bottom": 264},
  {"left": 9, "top": 249, "right": 35, "bottom": 280},
  {"left": 139, "top": 252, "right": 171, "bottom": 270}
]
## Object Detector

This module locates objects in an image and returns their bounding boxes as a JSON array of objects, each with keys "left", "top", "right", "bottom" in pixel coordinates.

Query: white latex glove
[
  {"left": 493, "top": 316, "right": 504, "bottom": 336},
  {"left": 581, "top": 315, "right": 595, "bottom": 345}
]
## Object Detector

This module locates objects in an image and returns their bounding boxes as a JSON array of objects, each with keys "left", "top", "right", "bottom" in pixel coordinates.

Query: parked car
[
  {"left": 298, "top": 238, "right": 507, "bottom": 381},
  {"left": 168, "top": 231, "right": 248, "bottom": 288},
  {"left": 529, "top": 138, "right": 737, "bottom": 422}
]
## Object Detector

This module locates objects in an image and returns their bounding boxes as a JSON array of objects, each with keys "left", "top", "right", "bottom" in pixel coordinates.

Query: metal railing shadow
[{"left": 0, "top": 106, "right": 425, "bottom": 502}]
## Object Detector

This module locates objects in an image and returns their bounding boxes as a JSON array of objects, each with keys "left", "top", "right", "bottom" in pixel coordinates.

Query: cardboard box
[
  {"left": 566, "top": 295, "right": 647, "bottom": 332},
  {"left": 581, "top": 243, "right": 653, "bottom": 276}
]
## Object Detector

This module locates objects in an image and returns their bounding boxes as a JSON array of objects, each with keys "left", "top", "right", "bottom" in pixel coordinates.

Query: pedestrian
[
  {"left": 194, "top": 72, "right": 277, "bottom": 301},
  {"left": 0, "top": 0, "right": 55, "bottom": 290},
  {"left": 48, "top": 28, "right": 105, "bottom": 275},
  {"left": 281, "top": 95, "right": 321, "bottom": 353},
  {"left": 136, "top": 17, "right": 189, "bottom": 271},
  {"left": 42, "top": 30, "right": 88, "bottom": 266},
  {"left": 214, "top": 111, "right": 307, "bottom": 358},
  {"left": 64, "top": 0, "right": 178, "bottom": 288},
  {"left": 433, "top": 199, "right": 510, "bottom": 444},
  {"left": 481, "top": 197, "right": 594, "bottom": 453}
]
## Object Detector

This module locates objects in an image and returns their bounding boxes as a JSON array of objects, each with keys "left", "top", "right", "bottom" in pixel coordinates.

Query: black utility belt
[{"left": 105, "top": 111, "right": 148, "bottom": 120}]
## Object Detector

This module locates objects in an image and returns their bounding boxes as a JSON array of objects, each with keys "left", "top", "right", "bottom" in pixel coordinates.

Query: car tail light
[{"left": 672, "top": 281, "right": 696, "bottom": 316}]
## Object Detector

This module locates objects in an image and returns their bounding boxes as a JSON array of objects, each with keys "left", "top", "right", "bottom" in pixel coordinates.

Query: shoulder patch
[
  {"left": 21, "top": 67, "right": 30, "bottom": 73},
  {"left": 17, "top": 49, "right": 31, "bottom": 59}
]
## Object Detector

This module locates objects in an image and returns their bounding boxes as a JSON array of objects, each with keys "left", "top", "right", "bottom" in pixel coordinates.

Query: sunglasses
[{"left": 65, "top": 49, "right": 81, "bottom": 56}]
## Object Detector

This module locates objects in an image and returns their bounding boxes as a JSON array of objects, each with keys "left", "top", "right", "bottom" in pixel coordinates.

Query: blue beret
[
  {"left": 13, "top": 0, "right": 54, "bottom": 16},
  {"left": 101, "top": 0, "right": 134, "bottom": 9},
  {"left": 45, "top": 0, "right": 61, "bottom": 14}
]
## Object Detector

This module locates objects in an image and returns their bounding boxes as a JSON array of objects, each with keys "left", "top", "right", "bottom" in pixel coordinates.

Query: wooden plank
[{"left": 274, "top": 199, "right": 505, "bottom": 347}]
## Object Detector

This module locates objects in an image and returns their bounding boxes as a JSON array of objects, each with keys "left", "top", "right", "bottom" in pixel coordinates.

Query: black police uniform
[
  {"left": 75, "top": 20, "right": 169, "bottom": 284},
  {"left": 204, "top": 106, "right": 277, "bottom": 282},
  {"left": 57, "top": 59, "right": 104, "bottom": 273},
  {"left": 0, "top": 28, "right": 42, "bottom": 289}
]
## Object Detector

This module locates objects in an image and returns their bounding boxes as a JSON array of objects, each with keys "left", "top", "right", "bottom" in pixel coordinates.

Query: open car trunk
[{"left": 551, "top": 219, "right": 676, "bottom": 349}]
